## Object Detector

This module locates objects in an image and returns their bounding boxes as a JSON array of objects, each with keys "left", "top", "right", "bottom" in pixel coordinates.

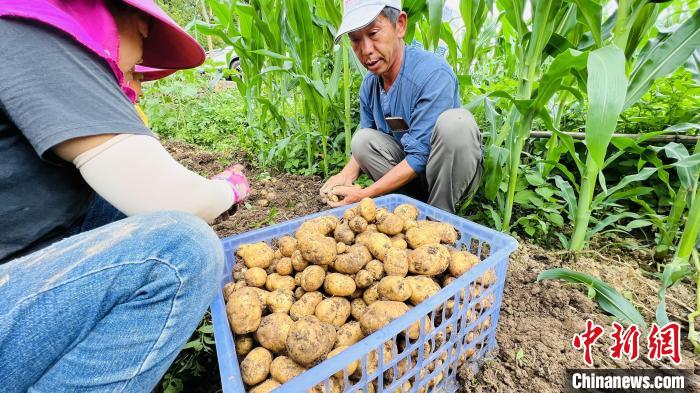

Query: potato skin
[
  {"left": 286, "top": 316, "right": 337, "bottom": 367},
  {"left": 362, "top": 283, "right": 380, "bottom": 305},
  {"left": 278, "top": 236, "right": 297, "bottom": 257},
  {"left": 384, "top": 248, "right": 409, "bottom": 277},
  {"left": 406, "top": 276, "right": 442, "bottom": 306},
  {"left": 235, "top": 334, "right": 255, "bottom": 357},
  {"left": 226, "top": 287, "right": 263, "bottom": 335},
  {"left": 377, "top": 276, "right": 412, "bottom": 302},
  {"left": 249, "top": 379, "right": 280, "bottom": 393},
  {"left": 245, "top": 267, "right": 268, "bottom": 287},
  {"left": 275, "top": 257, "right": 294, "bottom": 276},
  {"left": 393, "top": 203, "right": 419, "bottom": 221},
  {"left": 358, "top": 198, "right": 377, "bottom": 222},
  {"left": 300, "top": 265, "right": 326, "bottom": 292},
  {"left": 324, "top": 273, "right": 357, "bottom": 297},
  {"left": 348, "top": 216, "right": 368, "bottom": 233},
  {"left": 265, "top": 273, "right": 297, "bottom": 292},
  {"left": 376, "top": 213, "right": 404, "bottom": 236},
  {"left": 327, "top": 346, "right": 360, "bottom": 378},
  {"left": 255, "top": 313, "right": 294, "bottom": 354},
  {"left": 291, "top": 250, "right": 309, "bottom": 272},
  {"left": 365, "top": 259, "right": 385, "bottom": 281},
  {"left": 270, "top": 356, "right": 306, "bottom": 384},
  {"left": 315, "top": 296, "right": 351, "bottom": 327},
  {"left": 350, "top": 298, "right": 368, "bottom": 320},
  {"left": 408, "top": 244, "right": 450, "bottom": 276},
  {"left": 336, "top": 321, "right": 364, "bottom": 348},
  {"left": 237, "top": 242, "right": 275, "bottom": 269},
  {"left": 334, "top": 223, "right": 355, "bottom": 245},
  {"left": 240, "top": 347, "right": 273, "bottom": 385},
  {"left": 290, "top": 291, "right": 323, "bottom": 321},
  {"left": 354, "top": 269, "right": 374, "bottom": 288},
  {"left": 333, "top": 244, "right": 371, "bottom": 274},
  {"left": 298, "top": 232, "right": 337, "bottom": 265},
  {"left": 405, "top": 227, "right": 441, "bottom": 249},
  {"left": 267, "top": 289, "right": 295, "bottom": 314},
  {"left": 366, "top": 233, "right": 393, "bottom": 261},
  {"left": 359, "top": 301, "right": 410, "bottom": 336}
]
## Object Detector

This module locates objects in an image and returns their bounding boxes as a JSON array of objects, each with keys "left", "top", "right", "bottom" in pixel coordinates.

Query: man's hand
[
  {"left": 320, "top": 173, "right": 355, "bottom": 197},
  {"left": 328, "top": 185, "right": 368, "bottom": 207}
]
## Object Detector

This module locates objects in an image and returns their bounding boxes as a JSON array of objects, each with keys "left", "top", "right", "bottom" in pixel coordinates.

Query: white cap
[{"left": 334, "top": 0, "right": 402, "bottom": 43}]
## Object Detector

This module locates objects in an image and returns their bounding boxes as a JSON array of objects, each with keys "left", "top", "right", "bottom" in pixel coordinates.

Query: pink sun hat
[
  {"left": 134, "top": 65, "right": 177, "bottom": 81},
  {"left": 123, "top": 0, "right": 205, "bottom": 69}
]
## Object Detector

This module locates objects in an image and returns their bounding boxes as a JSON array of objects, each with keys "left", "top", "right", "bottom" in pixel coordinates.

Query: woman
[{"left": 0, "top": 1, "right": 247, "bottom": 391}]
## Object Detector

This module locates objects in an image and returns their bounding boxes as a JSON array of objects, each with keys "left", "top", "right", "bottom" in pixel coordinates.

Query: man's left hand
[{"left": 328, "top": 185, "right": 368, "bottom": 207}]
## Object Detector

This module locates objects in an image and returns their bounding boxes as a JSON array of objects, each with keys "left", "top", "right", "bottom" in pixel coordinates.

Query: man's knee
[
  {"left": 434, "top": 108, "right": 481, "bottom": 149},
  {"left": 140, "top": 211, "right": 223, "bottom": 294},
  {"left": 350, "top": 128, "right": 378, "bottom": 160}
]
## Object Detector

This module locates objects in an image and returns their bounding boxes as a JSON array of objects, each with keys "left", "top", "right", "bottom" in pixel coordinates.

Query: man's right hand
[{"left": 320, "top": 173, "right": 355, "bottom": 197}]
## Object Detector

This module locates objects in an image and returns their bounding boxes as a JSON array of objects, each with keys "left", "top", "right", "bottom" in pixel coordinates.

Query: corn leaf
[{"left": 538, "top": 268, "right": 647, "bottom": 327}]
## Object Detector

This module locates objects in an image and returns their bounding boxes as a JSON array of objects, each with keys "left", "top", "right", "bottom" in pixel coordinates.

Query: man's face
[{"left": 348, "top": 12, "right": 406, "bottom": 76}]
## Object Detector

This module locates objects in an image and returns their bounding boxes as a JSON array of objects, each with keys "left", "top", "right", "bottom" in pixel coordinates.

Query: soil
[{"left": 164, "top": 140, "right": 698, "bottom": 393}]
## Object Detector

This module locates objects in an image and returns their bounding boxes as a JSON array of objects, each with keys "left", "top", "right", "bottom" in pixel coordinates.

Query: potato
[
  {"left": 358, "top": 198, "right": 377, "bottom": 222},
  {"left": 336, "top": 320, "right": 364, "bottom": 348},
  {"left": 366, "top": 224, "right": 378, "bottom": 232},
  {"left": 349, "top": 287, "right": 363, "bottom": 299},
  {"left": 265, "top": 273, "right": 296, "bottom": 292},
  {"left": 384, "top": 248, "right": 409, "bottom": 277},
  {"left": 294, "top": 286, "right": 306, "bottom": 300},
  {"left": 291, "top": 250, "right": 309, "bottom": 272},
  {"left": 267, "top": 289, "right": 295, "bottom": 314},
  {"left": 226, "top": 287, "right": 263, "bottom": 334},
  {"left": 405, "top": 227, "right": 441, "bottom": 248},
  {"left": 223, "top": 282, "right": 237, "bottom": 300},
  {"left": 362, "top": 283, "right": 380, "bottom": 305},
  {"left": 275, "top": 257, "right": 294, "bottom": 276},
  {"left": 405, "top": 276, "right": 441, "bottom": 306},
  {"left": 365, "top": 259, "right": 385, "bottom": 280},
  {"left": 249, "top": 379, "right": 280, "bottom": 393},
  {"left": 350, "top": 299, "right": 368, "bottom": 320},
  {"left": 296, "top": 216, "right": 340, "bottom": 237},
  {"left": 403, "top": 219, "right": 418, "bottom": 231},
  {"left": 417, "top": 221, "right": 458, "bottom": 244},
  {"left": 377, "top": 276, "right": 412, "bottom": 302},
  {"left": 300, "top": 265, "right": 326, "bottom": 292},
  {"left": 266, "top": 259, "right": 278, "bottom": 275},
  {"left": 336, "top": 242, "right": 347, "bottom": 254},
  {"left": 298, "top": 232, "right": 337, "bottom": 265},
  {"left": 334, "top": 223, "right": 355, "bottom": 245},
  {"left": 376, "top": 213, "right": 404, "bottom": 236},
  {"left": 334, "top": 244, "right": 372, "bottom": 274},
  {"left": 477, "top": 269, "right": 496, "bottom": 286},
  {"left": 365, "top": 232, "right": 393, "bottom": 261},
  {"left": 393, "top": 203, "right": 419, "bottom": 221},
  {"left": 290, "top": 291, "right": 323, "bottom": 321},
  {"left": 241, "top": 347, "right": 273, "bottom": 385},
  {"left": 354, "top": 269, "right": 374, "bottom": 289},
  {"left": 354, "top": 231, "right": 373, "bottom": 247},
  {"left": 374, "top": 207, "right": 390, "bottom": 223},
  {"left": 363, "top": 341, "right": 395, "bottom": 377},
  {"left": 324, "top": 273, "right": 356, "bottom": 297},
  {"left": 235, "top": 334, "right": 254, "bottom": 357},
  {"left": 237, "top": 242, "right": 275, "bottom": 269},
  {"left": 310, "top": 376, "right": 344, "bottom": 393},
  {"left": 255, "top": 313, "right": 294, "bottom": 354},
  {"left": 233, "top": 280, "right": 247, "bottom": 291},
  {"left": 391, "top": 235, "right": 408, "bottom": 250},
  {"left": 270, "top": 356, "right": 306, "bottom": 384},
  {"left": 327, "top": 346, "right": 360, "bottom": 378},
  {"left": 447, "top": 248, "right": 478, "bottom": 277},
  {"left": 278, "top": 236, "right": 297, "bottom": 257},
  {"left": 348, "top": 216, "right": 368, "bottom": 233},
  {"left": 315, "top": 297, "right": 351, "bottom": 327},
  {"left": 343, "top": 208, "right": 356, "bottom": 221},
  {"left": 245, "top": 267, "right": 268, "bottom": 287},
  {"left": 274, "top": 249, "right": 283, "bottom": 260},
  {"left": 408, "top": 244, "right": 450, "bottom": 276},
  {"left": 286, "top": 316, "right": 337, "bottom": 367}
]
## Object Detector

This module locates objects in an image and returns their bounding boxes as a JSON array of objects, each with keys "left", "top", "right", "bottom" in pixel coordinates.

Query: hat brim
[
  {"left": 123, "top": 0, "right": 205, "bottom": 70},
  {"left": 134, "top": 65, "right": 177, "bottom": 81},
  {"left": 334, "top": 4, "right": 385, "bottom": 44}
]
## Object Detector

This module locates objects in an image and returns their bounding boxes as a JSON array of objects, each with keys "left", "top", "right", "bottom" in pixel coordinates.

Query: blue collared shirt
[{"left": 358, "top": 45, "right": 461, "bottom": 174}]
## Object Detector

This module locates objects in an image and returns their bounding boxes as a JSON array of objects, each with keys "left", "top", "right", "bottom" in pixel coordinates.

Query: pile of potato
[{"left": 224, "top": 198, "right": 496, "bottom": 393}]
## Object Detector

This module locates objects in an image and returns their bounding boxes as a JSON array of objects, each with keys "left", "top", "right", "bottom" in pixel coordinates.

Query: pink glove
[{"left": 212, "top": 164, "right": 251, "bottom": 205}]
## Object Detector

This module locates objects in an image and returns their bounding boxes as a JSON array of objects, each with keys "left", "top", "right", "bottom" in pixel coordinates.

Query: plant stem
[
  {"left": 687, "top": 251, "right": 700, "bottom": 354},
  {"left": 655, "top": 186, "right": 689, "bottom": 261},
  {"left": 676, "top": 186, "right": 700, "bottom": 261},
  {"left": 343, "top": 45, "right": 352, "bottom": 157},
  {"left": 569, "top": 156, "right": 599, "bottom": 250}
]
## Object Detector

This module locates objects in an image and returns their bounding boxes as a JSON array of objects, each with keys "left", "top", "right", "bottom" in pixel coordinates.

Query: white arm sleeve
[{"left": 73, "top": 134, "right": 234, "bottom": 223}]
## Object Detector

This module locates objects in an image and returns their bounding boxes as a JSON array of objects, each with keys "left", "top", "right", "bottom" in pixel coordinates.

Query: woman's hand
[{"left": 212, "top": 164, "right": 251, "bottom": 204}]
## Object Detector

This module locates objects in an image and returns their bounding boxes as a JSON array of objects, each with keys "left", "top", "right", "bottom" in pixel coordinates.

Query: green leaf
[
  {"left": 554, "top": 175, "right": 578, "bottom": 219},
  {"left": 427, "top": 0, "right": 446, "bottom": 50},
  {"left": 250, "top": 49, "right": 293, "bottom": 61},
  {"left": 585, "top": 45, "right": 627, "bottom": 169},
  {"left": 592, "top": 167, "right": 657, "bottom": 208},
  {"left": 625, "top": 9, "right": 700, "bottom": 109},
  {"left": 538, "top": 268, "right": 646, "bottom": 327}
]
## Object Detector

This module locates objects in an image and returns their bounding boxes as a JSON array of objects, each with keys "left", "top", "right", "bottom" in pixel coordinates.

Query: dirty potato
[
  {"left": 315, "top": 296, "right": 351, "bottom": 327},
  {"left": 300, "top": 265, "right": 326, "bottom": 292},
  {"left": 348, "top": 216, "right": 369, "bottom": 233},
  {"left": 267, "top": 289, "right": 295, "bottom": 314},
  {"left": 255, "top": 313, "right": 294, "bottom": 354},
  {"left": 336, "top": 320, "right": 364, "bottom": 348},
  {"left": 359, "top": 301, "right": 410, "bottom": 336},
  {"left": 383, "top": 248, "right": 409, "bottom": 277},
  {"left": 235, "top": 334, "right": 255, "bottom": 357},
  {"left": 270, "top": 356, "right": 306, "bottom": 384},
  {"left": 358, "top": 198, "right": 377, "bottom": 222},
  {"left": 298, "top": 232, "right": 337, "bottom": 265},
  {"left": 324, "top": 273, "right": 357, "bottom": 297},
  {"left": 275, "top": 257, "right": 294, "bottom": 276},
  {"left": 393, "top": 203, "right": 419, "bottom": 221},
  {"left": 405, "top": 276, "right": 441, "bottom": 306},
  {"left": 350, "top": 298, "right": 368, "bottom": 320},
  {"left": 408, "top": 244, "right": 450, "bottom": 276},
  {"left": 265, "top": 273, "right": 297, "bottom": 292},
  {"left": 405, "top": 227, "right": 441, "bottom": 249},
  {"left": 354, "top": 269, "right": 375, "bottom": 289},
  {"left": 365, "top": 232, "right": 393, "bottom": 261},
  {"left": 241, "top": 347, "right": 273, "bottom": 385},
  {"left": 237, "top": 242, "right": 275, "bottom": 269},
  {"left": 226, "top": 287, "right": 263, "bottom": 335},
  {"left": 334, "top": 244, "right": 372, "bottom": 274},
  {"left": 249, "top": 379, "right": 280, "bottom": 393},
  {"left": 365, "top": 259, "right": 385, "bottom": 280},
  {"left": 278, "top": 236, "right": 297, "bottom": 257},
  {"left": 327, "top": 346, "right": 360, "bottom": 378},
  {"left": 291, "top": 249, "right": 308, "bottom": 272},
  {"left": 289, "top": 291, "right": 323, "bottom": 321},
  {"left": 362, "top": 283, "right": 380, "bottom": 305},
  {"left": 376, "top": 213, "right": 404, "bottom": 236},
  {"left": 245, "top": 267, "right": 268, "bottom": 287},
  {"left": 377, "top": 276, "right": 412, "bottom": 302},
  {"left": 286, "top": 316, "right": 337, "bottom": 367},
  {"left": 334, "top": 222, "right": 355, "bottom": 245}
]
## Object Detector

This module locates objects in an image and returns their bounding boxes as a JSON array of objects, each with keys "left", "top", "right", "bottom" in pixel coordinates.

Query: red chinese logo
[
  {"left": 609, "top": 321, "right": 640, "bottom": 361},
  {"left": 572, "top": 319, "right": 604, "bottom": 366},
  {"left": 647, "top": 322, "right": 682, "bottom": 364}
]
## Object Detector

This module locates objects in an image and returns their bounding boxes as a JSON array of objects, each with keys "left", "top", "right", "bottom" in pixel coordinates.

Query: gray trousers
[{"left": 351, "top": 108, "right": 483, "bottom": 213}]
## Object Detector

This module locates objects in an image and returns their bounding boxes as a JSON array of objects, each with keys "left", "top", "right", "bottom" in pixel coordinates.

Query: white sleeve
[{"left": 73, "top": 134, "right": 234, "bottom": 223}]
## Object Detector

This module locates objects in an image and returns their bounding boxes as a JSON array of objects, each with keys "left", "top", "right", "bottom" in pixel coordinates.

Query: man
[{"left": 320, "top": 0, "right": 482, "bottom": 213}]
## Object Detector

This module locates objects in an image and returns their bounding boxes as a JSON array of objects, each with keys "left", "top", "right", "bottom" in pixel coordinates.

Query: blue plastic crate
[{"left": 211, "top": 194, "right": 518, "bottom": 392}]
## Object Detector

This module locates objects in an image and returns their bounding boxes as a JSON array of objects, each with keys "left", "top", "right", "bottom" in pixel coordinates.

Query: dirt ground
[{"left": 165, "top": 140, "right": 698, "bottom": 392}]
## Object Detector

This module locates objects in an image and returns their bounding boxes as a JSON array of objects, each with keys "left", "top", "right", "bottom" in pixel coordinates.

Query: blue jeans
[{"left": 0, "top": 197, "right": 224, "bottom": 392}]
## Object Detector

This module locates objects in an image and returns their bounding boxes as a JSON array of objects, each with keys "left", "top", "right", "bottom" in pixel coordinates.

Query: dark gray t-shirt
[{"left": 0, "top": 19, "right": 151, "bottom": 263}]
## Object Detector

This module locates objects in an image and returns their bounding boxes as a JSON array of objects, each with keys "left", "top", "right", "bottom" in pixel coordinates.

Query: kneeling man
[{"left": 321, "top": 0, "right": 482, "bottom": 213}]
